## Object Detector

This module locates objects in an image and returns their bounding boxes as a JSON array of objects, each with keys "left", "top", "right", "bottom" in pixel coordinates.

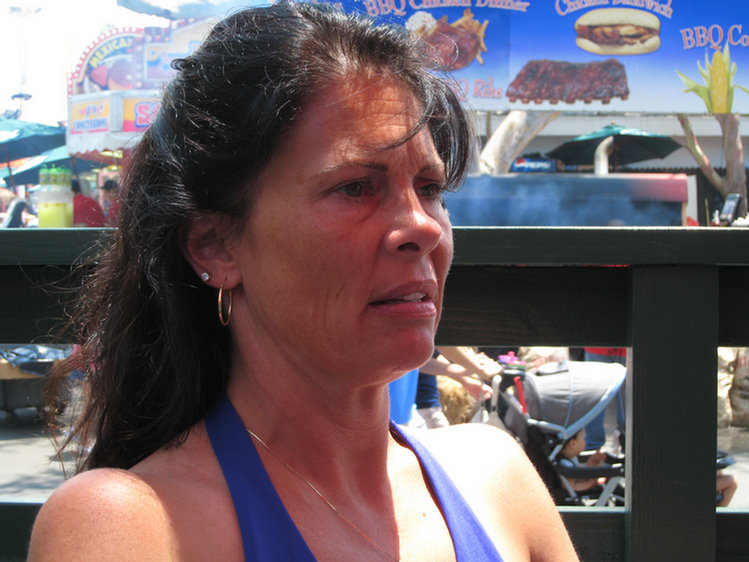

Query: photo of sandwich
[{"left": 575, "top": 8, "right": 660, "bottom": 56}]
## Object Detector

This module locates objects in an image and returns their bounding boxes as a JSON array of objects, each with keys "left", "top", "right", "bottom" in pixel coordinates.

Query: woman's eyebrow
[
  {"left": 314, "top": 160, "right": 445, "bottom": 178},
  {"left": 314, "top": 160, "right": 389, "bottom": 178}
]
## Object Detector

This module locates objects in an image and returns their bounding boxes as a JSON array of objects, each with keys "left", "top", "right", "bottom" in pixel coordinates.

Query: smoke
[{"left": 445, "top": 174, "right": 684, "bottom": 227}]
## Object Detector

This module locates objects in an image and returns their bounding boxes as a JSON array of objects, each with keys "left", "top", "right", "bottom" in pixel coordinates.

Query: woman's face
[{"left": 230, "top": 76, "right": 453, "bottom": 382}]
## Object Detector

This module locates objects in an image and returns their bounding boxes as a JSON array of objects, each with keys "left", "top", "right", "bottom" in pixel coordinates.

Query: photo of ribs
[{"left": 506, "top": 59, "right": 629, "bottom": 105}]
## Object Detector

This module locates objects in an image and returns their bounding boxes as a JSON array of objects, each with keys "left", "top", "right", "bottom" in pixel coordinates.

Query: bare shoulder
[
  {"left": 28, "top": 468, "right": 176, "bottom": 562},
  {"left": 413, "top": 422, "right": 526, "bottom": 472},
  {"left": 408, "top": 424, "right": 580, "bottom": 562},
  {"left": 420, "top": 423, "right": 551, "bottom": 515},
  {"left": 28, "top": 426, "right": 241, "bottom": 562}
]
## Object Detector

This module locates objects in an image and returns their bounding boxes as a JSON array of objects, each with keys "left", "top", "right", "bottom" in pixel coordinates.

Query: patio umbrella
[
  {"left": 0, "top": 145, "right": 101, "bottom": 186},
  {"left": 0, "top": 118, "right": 66, "bottom": 163},
  {"left": 546, "top": 124, "right": 682, "bottom": 169}
]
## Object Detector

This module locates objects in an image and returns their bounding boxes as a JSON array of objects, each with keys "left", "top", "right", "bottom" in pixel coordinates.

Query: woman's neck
[{"left": 225, "top": 351, "right": 399, "bottom": 489}]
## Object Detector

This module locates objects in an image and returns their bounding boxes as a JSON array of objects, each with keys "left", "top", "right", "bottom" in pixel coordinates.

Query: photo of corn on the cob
[{"left": 676, "top": 43, "right": 749, "bottom": 113}]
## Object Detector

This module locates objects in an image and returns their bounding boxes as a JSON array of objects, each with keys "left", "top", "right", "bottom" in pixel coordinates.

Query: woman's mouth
[
  {"left": 369, "top": 291, "right": 437, "bottom": 318},
  {"left": 373, "top": 292, "right": 428, "bottom": 305}
]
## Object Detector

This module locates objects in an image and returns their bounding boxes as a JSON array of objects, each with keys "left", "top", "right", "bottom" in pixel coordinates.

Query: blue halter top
[{"left": 205, "top": 395, "right": 504, "bottom": 561}]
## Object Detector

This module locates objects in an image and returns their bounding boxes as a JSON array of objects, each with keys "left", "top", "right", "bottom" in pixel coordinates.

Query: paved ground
[
  {"left": 0, "top": 420, "right": 68, "bottom": 499},
  {"left": 2, "top": 411, "right": 749, "bottom": 509}
]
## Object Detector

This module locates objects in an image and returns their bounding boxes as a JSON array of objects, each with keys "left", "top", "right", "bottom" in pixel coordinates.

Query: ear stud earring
[{"left": 200, "top": 272, "right": 211, "bottom": 282}]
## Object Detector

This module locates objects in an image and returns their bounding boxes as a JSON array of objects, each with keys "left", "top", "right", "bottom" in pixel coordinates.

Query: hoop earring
[{"left": 218, "top": 285, "right": 233, "bottom": 326}]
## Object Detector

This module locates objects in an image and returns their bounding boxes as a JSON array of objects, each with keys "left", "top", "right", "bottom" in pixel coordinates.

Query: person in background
[
  {"left": 98, "top": 178, "right": 121, "bottom": 226},
  {"left": 28, "top": 4, "right": 578, "bottom": 561},
  {"left": 411, "top": 371, "right": 450, "bottom": 428},
  {"left": 415, "top": 347, "right": 498, "bottom": 427},
  {"left": 72, "top": 179, "right": 104, "bottom": 227},
  {"left": 392, "top": 347, "right": 497, "bottom": 428},
  {"left": 583, "top": 346, "right": 626, "bottom": 450},
  {"left": 438, "top": 346, "right": 503, "bottom": 384},
  {"left": 0, "top": 186, "right": 16, "bottom": 213},
  {"left": 387, "top": 368, "right": 421, "bottom": 425},
  {"left": 717, "top": 470, "right": 738, "bottom": 507},
  {"left": 559, "top": 428, "right": 608, "bottom": 492}
]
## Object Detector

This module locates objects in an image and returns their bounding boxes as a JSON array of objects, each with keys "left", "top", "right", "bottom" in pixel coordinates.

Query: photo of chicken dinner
[{"left": 407, "top": 9, "right": 489, "bottom": 71}]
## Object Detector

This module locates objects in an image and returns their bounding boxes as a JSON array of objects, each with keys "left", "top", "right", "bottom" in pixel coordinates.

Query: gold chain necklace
[{"left": 246, "top": 428, "right": 401, "bottom": 562}]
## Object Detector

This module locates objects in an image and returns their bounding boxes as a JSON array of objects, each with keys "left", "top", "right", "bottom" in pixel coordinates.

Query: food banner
[
  {"left": 66, "top": 19, "right": 214, "bottom": 154},
  {"left": 67, "top": 90, "right": 161, "bottom": 154},
  {"left": 69, "top": 97, "right": 112, "bottom": 135},
  {"left": 331, "top": 0, "right": 749, "bottom": 113},
  {"left": 69, "top": 0, "right": 749, "bottom": 142},
  {"left": 122, "top": 96, "right": 161, "bottom": 132},
  {"left": 67, "top": 20, "right": 215, "bottom": 96}
]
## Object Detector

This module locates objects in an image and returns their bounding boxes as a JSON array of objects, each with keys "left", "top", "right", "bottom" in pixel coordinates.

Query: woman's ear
[{"left": 179, "top": 213, "right": 241, "bottom": 289}]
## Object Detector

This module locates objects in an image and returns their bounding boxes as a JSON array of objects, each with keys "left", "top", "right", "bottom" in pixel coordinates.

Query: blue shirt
[{"left": 205, "top": 395, "right": 504, "bottom": 562}]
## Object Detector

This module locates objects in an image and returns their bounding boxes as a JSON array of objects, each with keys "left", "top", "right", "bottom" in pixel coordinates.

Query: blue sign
[
  {"left": 510, "top": 157, "right": 557, "bottom": 172},
  {"left": 329, "top": 0, "right": 749, "bottom": 113}
]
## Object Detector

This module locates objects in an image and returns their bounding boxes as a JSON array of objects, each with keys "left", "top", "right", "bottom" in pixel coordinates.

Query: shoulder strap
[
  {"left": 390, "top": 423, "right": 505, "bottom": 562},
  {"left": 205, "top": 395, "right": 317, "bottom": 562}
]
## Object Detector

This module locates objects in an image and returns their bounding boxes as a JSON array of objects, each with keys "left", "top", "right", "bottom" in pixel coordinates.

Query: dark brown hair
[{"left": 52, "top": 1, "right": 474, "bottom": 470}]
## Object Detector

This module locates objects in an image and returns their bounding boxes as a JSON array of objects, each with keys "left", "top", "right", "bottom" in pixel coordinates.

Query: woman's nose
[{"left": 384, "top": 189, "right": 446, "bottom": 255}]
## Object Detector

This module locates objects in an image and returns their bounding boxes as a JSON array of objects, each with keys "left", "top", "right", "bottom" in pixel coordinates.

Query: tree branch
[
  {"left": 715, "top": 113, "right": 747, "bottom": 216},
  {"left": 676, "top": 113, "right": 725, "bottom": 194},
  {"left": 479, "top": 110, "right": 560, "bottom": 175}
]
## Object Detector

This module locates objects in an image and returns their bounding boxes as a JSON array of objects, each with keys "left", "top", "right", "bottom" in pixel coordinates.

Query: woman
[{"left": 29, "top": 3, "right": 578, "bottom": 561}]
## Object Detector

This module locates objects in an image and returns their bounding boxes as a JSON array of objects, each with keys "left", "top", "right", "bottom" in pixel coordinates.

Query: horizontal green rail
[{"left": 1, "top": 227, "right": 748, "bottom": 561}]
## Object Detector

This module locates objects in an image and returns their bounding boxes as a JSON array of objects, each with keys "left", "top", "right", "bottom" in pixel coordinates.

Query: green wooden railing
[{"left": 1, "top": 227, "right": 749, "bottom": 562}]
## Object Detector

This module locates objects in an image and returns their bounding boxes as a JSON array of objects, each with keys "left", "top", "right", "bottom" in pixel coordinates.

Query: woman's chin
[{"left": 384, "top": 336, "right": 436, "bottom": 372}]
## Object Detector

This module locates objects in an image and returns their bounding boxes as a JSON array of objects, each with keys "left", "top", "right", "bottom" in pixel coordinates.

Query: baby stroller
[{"left": 488, "top": 360, "right": 627, "bottom": 506}]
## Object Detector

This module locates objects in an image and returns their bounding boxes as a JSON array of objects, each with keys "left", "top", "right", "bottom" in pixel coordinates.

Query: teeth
[{"left": 374, "top": 292, "right": 428, "bottom": 305}]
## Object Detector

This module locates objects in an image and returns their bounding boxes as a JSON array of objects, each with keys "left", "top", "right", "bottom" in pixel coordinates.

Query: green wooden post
[
  {"left": 627, "top": 265, "right": 718, "bottom": 562},
  {"left": 0, "top": 500, "right": 41, "bottom": 561}
]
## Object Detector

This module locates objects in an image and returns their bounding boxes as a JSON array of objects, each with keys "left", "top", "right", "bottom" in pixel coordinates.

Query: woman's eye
[
  {"left": 419, "top": 183, "right": 445, "bottom": 198},
  {"left": 339, "top": 181, "right": 373, "bottom": 198}
]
